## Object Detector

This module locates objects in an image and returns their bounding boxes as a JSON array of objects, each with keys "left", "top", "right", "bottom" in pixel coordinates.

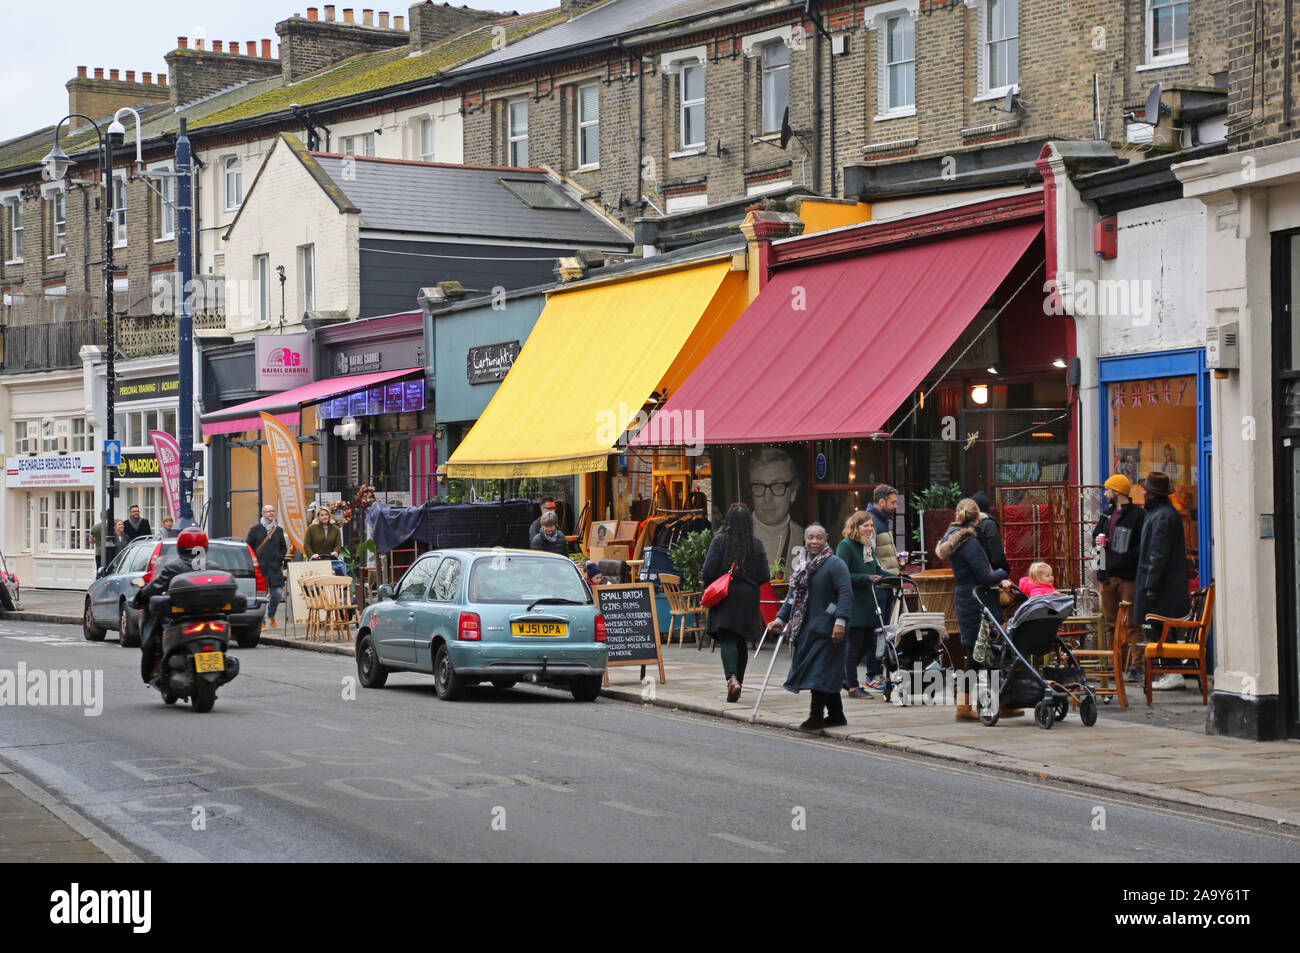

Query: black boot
[
  {"left": 799, "top": 692, "right": 826, "bottom": 731},
  {"left": 823, "top": 691, "right": 848, "bottom": 728}
]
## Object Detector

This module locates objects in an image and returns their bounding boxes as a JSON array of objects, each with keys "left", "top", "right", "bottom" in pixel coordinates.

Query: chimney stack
[
  {"left": 276, "top": 6, "right": 410, "bottom": 80},
  {"left": 379, "top": 10, "right": 389, "bottom": 26},
  {"left": 394, "top": 14, "right": 404, "bottom": 29},
  {"left": 68, "top": 64, "right": 170, "bottom": 125},
  {"left": 307, "top": 6, "right": 319, "bottom": 18},
  {"left": 343, "top": 8, "right": 354, "bottom": 23},
  {"left": 109, "top": 68, "right": 120, "bottom": 80},
  {"left": 324, "top": 4, "right": 335, "bottom": 20},
  {"left": 407, "top": 1, "right": 501, "bottom": 50}
]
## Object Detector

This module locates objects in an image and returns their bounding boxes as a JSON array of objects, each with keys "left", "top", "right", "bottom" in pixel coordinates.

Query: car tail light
[
  {"left": 141, "top": 543, "right": 163, "bottom": 585},
  {"left": 594, "top": 614, "right": 606, "bottom": 642},
  {"left": 457, "top": 612, "right": 481, "bottom": 641},
  {"left": 247, "top": 545, "right": 267, "bottom": 594}
]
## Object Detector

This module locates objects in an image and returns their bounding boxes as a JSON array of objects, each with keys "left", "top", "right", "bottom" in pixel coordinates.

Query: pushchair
[
  {"left": 974, "top": 587, "right": 1098, "bottom": 729},
  {"left": 875, "top": 576, "right": 952, "bottom": 706}
]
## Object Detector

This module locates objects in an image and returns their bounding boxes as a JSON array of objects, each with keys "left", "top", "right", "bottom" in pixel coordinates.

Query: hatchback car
[
  {"left": 83, "top": 536, "right": 267, "bottom": 648},
  {"left": 355, "top": 548, "right": 608, "bottom": 701}
]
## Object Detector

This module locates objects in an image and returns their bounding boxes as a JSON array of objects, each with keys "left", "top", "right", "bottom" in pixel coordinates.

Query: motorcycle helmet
[{"left": 177, "top": 528, "right": 209, "bottom": 562}]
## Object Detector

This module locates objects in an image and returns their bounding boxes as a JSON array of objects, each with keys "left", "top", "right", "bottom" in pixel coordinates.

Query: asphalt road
[{"left": 2, "top": 618, "right": 1298, "bottom": 863}]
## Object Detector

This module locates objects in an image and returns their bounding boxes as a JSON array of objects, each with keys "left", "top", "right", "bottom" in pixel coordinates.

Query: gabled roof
[
  {"left": 222, "top": 133, "right": 360, "bottom": 240},
  {"left": 306, "top": 152, "right": 632, "bottom": 246}
]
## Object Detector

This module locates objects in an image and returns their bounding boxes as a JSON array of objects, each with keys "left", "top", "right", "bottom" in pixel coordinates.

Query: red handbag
[{"left": 701, "top": 563, "right": 735, "bottom": 608}]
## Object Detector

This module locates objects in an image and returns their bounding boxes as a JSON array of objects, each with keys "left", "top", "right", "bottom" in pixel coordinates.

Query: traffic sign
[{"left": 104, "top": 440, "right": 122, "bottom": 467}]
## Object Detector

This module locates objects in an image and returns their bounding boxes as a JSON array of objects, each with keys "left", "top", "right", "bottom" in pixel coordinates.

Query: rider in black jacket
[{"left": 133, "top": 529, "right": 207, "bottom": 683}]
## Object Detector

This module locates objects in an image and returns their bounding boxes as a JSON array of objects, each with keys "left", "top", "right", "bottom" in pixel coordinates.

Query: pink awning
[
  {"left": 201, "top": 367, "right": 422, "bottom": 437},
  {"left": 632, "top": 222, "right": 1041, "bottom": 445}
]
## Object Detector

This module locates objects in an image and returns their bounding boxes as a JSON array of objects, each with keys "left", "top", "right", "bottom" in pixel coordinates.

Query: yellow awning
[{"left": 447, "top": 260, "right": 747, "bottom": 478}]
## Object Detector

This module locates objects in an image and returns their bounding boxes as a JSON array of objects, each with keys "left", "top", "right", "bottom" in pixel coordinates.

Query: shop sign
[
  {"left": 117, "top": 375, "right": 178, "bottom": 403},
  {"left": 467, "top": 341, "right": 520, "bottom": 385},
  {"left": 334, "top": 350, "right": 382, "bottom": 376},
  {"left": 256, "top": 333, "right": 314, "bottom": 391},
  {"left": 5, "top": 452, "right": 96, "bottom": 488},
  {"left": 318, "top": 379, "right": 425, "bottom": 420},
  {"left": 117, "top": 452, "right": 204, "bottom": 479}
]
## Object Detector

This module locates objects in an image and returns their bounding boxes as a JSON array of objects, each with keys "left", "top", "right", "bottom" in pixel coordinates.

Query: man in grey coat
[{"left": 1133, "top": 472, "right": 1192, "bottom": 690}]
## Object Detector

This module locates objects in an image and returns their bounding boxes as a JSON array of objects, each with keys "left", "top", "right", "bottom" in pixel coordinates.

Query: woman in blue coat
[
  {"left": 936, "top": 498, "right": 1013, "bottom": 721},
  {"left": 767, "top": 524, "right": 854, "bottom": 731}
]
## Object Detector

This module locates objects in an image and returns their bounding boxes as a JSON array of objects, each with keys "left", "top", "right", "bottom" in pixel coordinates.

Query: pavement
[
  {"left": 0, "top": 762, "right": 137, "bottom": 863},
  {"left": 5, "top": 587, "right": 1300, "bottom": 862}
]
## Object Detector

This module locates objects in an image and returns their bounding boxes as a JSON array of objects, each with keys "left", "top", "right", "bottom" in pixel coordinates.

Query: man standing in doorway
[
  {"left": 1134, "top": 472, "right": 1192, "bottom": 690},
  {"left": 1091, "top": 473, "right": 1145, "bottom": 677},
  {"left": 247, "top": 503, "right": 288, "bottom": 627},
  {"left": 122, "top": 504, "right": 152, "bottom": 543},
  {"left": 749, "top": 447, "right": 804, "bottom": 574}
]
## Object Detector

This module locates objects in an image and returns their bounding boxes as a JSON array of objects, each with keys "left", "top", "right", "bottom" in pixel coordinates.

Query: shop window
[
  {"left": 962, "top": 407, "right": 1069, "bottom": 499},
  {"left": 37, "top": 495, "right": 49, "bottom": 548},
  {"left": 1107, "top": 374, "right": 1199, "bottom": 578},
  {"left": 230, "top": 444, "right": 260, "bottom": 535}
]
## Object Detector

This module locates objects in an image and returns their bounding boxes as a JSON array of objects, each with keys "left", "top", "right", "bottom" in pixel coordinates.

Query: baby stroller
[
  {"left": 974, "top": 587, "right": 1098, "bottom": 729},
  {"left": 876, "top": 576, "right": 952, "bottom": 706}
]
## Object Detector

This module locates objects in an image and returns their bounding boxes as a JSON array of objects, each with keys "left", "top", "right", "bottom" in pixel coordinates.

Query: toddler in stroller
[
  {"left": 875, "top": 576, "right": 952, "bottom": 706},
  {"left": 974, "top": 586, "right": 1098, "bottom": 729}
]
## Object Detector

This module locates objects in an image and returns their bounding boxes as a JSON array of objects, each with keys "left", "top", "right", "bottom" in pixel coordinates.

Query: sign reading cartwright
[
  {"left": 256, "top": 333, "right": 314, "bottom": 391},
  {"left": 467, "top": 341, "right": 520, "bottom": 385}
]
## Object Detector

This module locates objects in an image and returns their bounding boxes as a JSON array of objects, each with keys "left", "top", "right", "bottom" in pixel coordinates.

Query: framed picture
[
  {"left": 590, "top": 520, "right": 618, "bottom": 549},
  {"left": 1115, "top": 445, "right": 1141, "bottom": 486},
  {"left": 1155, "top": 435, "right": 1188, "bottom": 485}
]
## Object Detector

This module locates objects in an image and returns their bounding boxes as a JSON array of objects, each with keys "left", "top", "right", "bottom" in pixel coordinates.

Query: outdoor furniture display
[
  {"left": 313, "top": 576, "right": 358, "bottom": 643},
  {"left": 1072, "top": 600, "right": 1132, "bottom": 709},
  {"left": 297, "top": 574, "right": 327, "bottom": 642},
  {"left": 1145, "top": 585, "right": 1215, "bottom": 706},
  {"left": 658, "top": 572, "right": 707, "bottom": 647}
]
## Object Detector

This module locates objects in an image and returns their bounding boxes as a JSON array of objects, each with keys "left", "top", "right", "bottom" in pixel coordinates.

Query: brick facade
[
  {"left": 406, "top": 1, "right": 502, "bottom": 50},
  {"left": 1225, "top": 0, "right": 1300, "bottom": 149},
  {"left": 164, "top": 44, "right": 283, "bottom": 107},
  {"left": 66, "top": 68, "right": 169, "bottom": 124}
]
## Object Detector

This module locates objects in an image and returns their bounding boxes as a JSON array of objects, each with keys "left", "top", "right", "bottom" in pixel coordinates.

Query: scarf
[
  {"left": 128, "top": 516, "right": 142, "bottom": 529},
  {"left": 784, "top": 545, "right": 832, "bottom": 643},
  {"left": 261, "top": 517, "right": 275, "bottom": 531}
]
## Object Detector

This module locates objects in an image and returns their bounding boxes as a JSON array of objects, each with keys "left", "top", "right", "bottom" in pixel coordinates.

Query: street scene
[{"left": 0, "top": 0, "right": 1298, "bottom": 902}]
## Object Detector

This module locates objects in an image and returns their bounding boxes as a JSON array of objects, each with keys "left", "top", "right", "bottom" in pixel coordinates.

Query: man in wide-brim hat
[{"left": 1134, "top": 471, "right": 1193, "bottom": 690}]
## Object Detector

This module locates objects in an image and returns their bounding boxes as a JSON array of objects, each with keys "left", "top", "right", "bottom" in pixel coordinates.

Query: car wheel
[
  {"left": 570, "top": 676, "right": 602, "bottom": 703},
  {"left": 83, "top": 600, "right": 106, "bottom": 642},
  {"left": 356, "top": 633, "right": 388, "bottom": 689},
  {"left": 234, "top": 626, "right": 261, "bottom": 649},
  {"left": 490, "top": 678, "right": 518, "bottom": 690},
  {"left": 119, "top": 602, "right": 140, "bottom": 648},
  {"left": 433, "top": 643, "right": 466, "bottom": 701}
]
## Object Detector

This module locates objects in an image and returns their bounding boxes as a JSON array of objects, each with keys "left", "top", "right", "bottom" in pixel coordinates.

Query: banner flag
[
  {"left": 259, "top": 413, "right": 307, "bottom": 553},
  {"left": 147, "top": 430, "right": 182, "bottom": 520}
]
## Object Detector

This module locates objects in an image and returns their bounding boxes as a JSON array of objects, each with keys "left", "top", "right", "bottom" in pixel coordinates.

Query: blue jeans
[{"left": 267, "top": 585, "right": 284, "bottom": 621}]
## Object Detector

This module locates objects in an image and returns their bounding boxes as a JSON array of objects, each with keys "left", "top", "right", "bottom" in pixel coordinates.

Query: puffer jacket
[
  {"left": 866, "top": 504, "right": 900, "bottom": 573},
  {"left": 937, "top": 523, "right": 1007, "bottom": 648}
]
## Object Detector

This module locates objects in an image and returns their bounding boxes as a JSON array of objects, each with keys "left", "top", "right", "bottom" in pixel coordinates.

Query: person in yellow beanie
[{"left": 1091, "top": 473, "right": 1146, "bottom": 678}]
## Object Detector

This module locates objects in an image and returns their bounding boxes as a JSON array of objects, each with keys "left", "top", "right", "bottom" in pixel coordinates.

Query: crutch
[{"left": 750, "top": 624, "right": 788, "bottom": 723}]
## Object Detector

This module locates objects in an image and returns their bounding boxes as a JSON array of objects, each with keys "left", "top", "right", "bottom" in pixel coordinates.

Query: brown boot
[
  {"left": 955, "top": 692, "right": 979, "bottom": 722},
  {"left": 725, "top": 676, "right": 741, "bottom": 703}
]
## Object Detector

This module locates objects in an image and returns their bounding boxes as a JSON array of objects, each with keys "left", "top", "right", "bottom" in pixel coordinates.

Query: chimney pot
[
  {"left": 213, "top": 40, "right": 223, "bottom": 52},
  {"left": 363, "top": 8, "right": 374, "bottom": 25},
  {"left": 379, "top": 10, "right": 389, "bottom": 26},
  {"left": 307, "top": 5, "right": 319, "bottom": 18},
  {"left": 110, "top": 68, "right": 120, "bottom": 81},
  {"left": 261, "top": 38, "right": 272, "bottom": 57},
  {"left": 126, "top": 70, "right": 136, "bottom": 81},
  {"left": 77, "top": 65, "right": 87, "bottom": 78},
  {"left": 94, "top": 67, "right": 104, "bottom": 79},
  {"left": 177, "top": 36, "right": 188, "bottom": 49},
  {"left": 247, "top": 40, "right": 257, "bottom": 56},
  {"left": 143, "top": 71, "right": 152, "bottom": 83},
  {"left": 198, "top": 37, "right": 207, "bottom": 49},
  {"left": 343, "top": 8, "right": 354, "bottom": 23},
  {"left": 230, "top": 40, "right": 240, "bottom": 54},
  {"left": 159, "top": 73, "right": 167, "bottom": 84},
  {"left": 324, "top": 4, "right": 335, "bottom": 20},
  {"left": 394, "top": 14, "right": 404, "bottom": 29}
]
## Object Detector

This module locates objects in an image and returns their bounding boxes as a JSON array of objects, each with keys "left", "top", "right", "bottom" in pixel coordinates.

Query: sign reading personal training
[
  {"left": 595, "top": 583, "right": 665, "bottom": 685},
  {"left": 117, "top": 375, "right": 178, "bottom": 403}
]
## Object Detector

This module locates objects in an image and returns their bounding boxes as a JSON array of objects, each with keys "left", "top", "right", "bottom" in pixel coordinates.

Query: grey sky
[{"left": 0, "top": 0, "right": 558, "bottom": 144}]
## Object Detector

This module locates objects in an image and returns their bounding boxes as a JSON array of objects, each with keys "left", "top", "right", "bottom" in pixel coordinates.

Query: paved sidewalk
[
  {"left": 10, "top": 590, "right": 1300, "bottom": 829},
  {"left": 0, "top": 762, "right": 137, "bottom": 863}
]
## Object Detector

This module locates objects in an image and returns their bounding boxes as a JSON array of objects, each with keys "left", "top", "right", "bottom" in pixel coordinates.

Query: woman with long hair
[
  {"left": 701, "top": 504, "right": 771, "bottom": 702},
  {"left": 837, "top": 510, "right": 894, "bottom": 697}
]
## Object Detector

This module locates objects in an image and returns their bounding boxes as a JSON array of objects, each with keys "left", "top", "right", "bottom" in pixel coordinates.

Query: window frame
[
  {"left": 255, "top": 254, "right": 270, "bottom": 326},
  {"left": 44, "top": 283, "right": 66, "bottom": 322},
  {"left": 507, "top": 98, "right": 530, "bottom": 167},
  {"left": 974, "top": 0, "right": 1019, "bottom": 102},
  {"left": 876, "top": 10, "right": 917, "bottom": 119},
  {"left": 1143, "top": 0, "right": 1190, "bottom": 68},
  {"left": 4, "top": 194, "right": 24, "bottom": 263},
  {"left": 759, "top": 41, "right": 790, "bottom": 136},
  {"left": 680, "top": 61, "right": 706, "bottom": 150},
  {"left": 298, "top": 243, "right": 315, "bottom": 315},
  {"left": 46, "top": 189, "right": 67, "bottom": 258},
  {"left": 151, "top": 161, "right": 176, "bottom": 242},
  {"left": 576, "top": 82, "right": 600, "bottom": 168},
  {"left": 223, "top": 155, "right": 243, "bottom": 212},
  {"left": 112, "top": 173, "right": 128, "bottom": 246},
  {"left": 419, "top": 118, "right": 436, "bottom": 162}
]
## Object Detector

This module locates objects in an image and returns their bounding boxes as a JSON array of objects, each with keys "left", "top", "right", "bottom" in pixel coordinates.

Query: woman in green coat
[{"left": 836, "top": 510, "right": 892, "bottom": 698}]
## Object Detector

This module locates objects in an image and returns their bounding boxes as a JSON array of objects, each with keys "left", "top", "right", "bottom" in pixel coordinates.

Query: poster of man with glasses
[{"left": 747, "top": 446, "right": 805, "bottom": 575}]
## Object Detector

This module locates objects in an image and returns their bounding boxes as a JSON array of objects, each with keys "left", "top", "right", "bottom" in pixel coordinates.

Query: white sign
[
  {"left": 256, "top": 333, "right": 314, "bottom": 392},
  {"left": 5, "top": 452, "right": 97, "bottom": 488}
]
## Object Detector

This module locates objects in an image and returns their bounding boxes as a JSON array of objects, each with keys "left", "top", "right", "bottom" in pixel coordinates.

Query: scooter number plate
[{"left": 194, "top": 651, "right": 225, "bottom": 673}]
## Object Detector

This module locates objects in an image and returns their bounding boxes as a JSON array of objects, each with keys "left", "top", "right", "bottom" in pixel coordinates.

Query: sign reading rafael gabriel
[{"left": 256, "top": 333, "right": 313, "bottom": 391}]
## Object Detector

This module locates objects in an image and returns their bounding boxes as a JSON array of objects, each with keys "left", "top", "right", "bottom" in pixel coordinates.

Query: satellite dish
[
  {"left": 1004, "top": 88, "right": 1017, "bottom": 114},
  {"left": 779, "top": 107, "right": 792, "bottom": 150},
  {"left": 1144, "top": 82, "right": 1164, "bottom": 124}
]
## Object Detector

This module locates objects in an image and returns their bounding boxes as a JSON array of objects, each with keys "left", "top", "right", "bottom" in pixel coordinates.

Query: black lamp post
[{"left": 42, "top": 115, "right": 120, "bottom": 562}]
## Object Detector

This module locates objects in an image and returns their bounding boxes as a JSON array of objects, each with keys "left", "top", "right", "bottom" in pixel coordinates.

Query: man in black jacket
[
  {"left": 1091, "top": 473, "right": 1146, "bottom": 672},
  {"left": 970, "top": 491, "right": 1009, "bottom": 574},
  {"left": 132, "top": 529, "right": 205, "bottom": 683},
  {"left": 122, "top": 504, "right": 152, "bottom": 543},
  {"left": 246, "top": 504, "right": 288, "bottom": 627},
  {"left": 1134, "top": 472, "right": 1192, "bottom": 690}
]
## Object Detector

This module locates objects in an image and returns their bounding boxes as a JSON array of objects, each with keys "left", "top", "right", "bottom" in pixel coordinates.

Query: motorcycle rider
[{"left": 133, "top": 529, "right": 208, "bottom": 684}]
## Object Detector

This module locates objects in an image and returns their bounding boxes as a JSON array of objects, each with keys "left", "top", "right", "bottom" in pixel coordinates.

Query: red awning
[
  {"left": 633, "top": 222, "right": 1041, "bottom": 446},
  {"left": 201, "top": 367, "right": 422, "bottom": 437}
]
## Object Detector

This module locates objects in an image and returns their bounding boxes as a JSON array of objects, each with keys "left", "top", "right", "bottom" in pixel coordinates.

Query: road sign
[{"left": 104, "top": 440, "right": 122, "bottom": 467}]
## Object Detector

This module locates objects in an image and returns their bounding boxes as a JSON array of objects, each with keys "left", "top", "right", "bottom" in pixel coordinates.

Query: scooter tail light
[
  {"left": 594, "top": 614, "right": 606, "bottom": 643},
  {"left": 457, "top": 611, "right": 481, "bottom": 641}
]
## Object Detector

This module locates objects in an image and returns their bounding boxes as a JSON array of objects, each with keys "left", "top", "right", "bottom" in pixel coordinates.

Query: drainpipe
[{"left": 635, "top": 48, "right": 644, "bottom": 231}]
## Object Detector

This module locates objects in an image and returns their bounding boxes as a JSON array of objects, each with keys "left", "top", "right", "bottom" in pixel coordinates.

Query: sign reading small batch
[{"left": 594, "top": 583, "right": 665, "bottom": 685}]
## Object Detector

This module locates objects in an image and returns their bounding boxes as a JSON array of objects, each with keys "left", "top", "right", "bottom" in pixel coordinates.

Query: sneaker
[
  {"left": 1152, "top": 673, "right": 1186, "bottom": 691},
  {"left": 865, "top": 677, "right": 884, "bottom": 692},
  {"left": 847, "top": 687, "right": 871, "bottom": 699},
  {"left": 266, "top": 616, "right": 277, "bottom": 628}
]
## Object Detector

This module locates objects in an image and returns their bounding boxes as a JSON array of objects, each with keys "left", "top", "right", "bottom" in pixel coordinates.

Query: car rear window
[
  {"left": 468, "top": 555, "right": 591, "bottom": 605},
  {"left": 158, "top": 541, "right": 254, "bottom": 578}
]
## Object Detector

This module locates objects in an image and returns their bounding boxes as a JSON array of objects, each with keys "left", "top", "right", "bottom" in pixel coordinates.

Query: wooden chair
[
  {"left": 316, "top": 576, "right": 358, "bottom": 643},
  {"left": 296, "top": 574, "right": 324, "bottom": 642},
  {"left": 680, "top": 589, "right": 713, "bottom": 652},
  {"left": 1072, "top": 600, "right": 1131, "bottom": 709},
  {"left": 1145, "top": 585, "right": 1214, "bottom": 706}
]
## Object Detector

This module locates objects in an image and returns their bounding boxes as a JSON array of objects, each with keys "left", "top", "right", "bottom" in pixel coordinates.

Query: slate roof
[{"left": 308, "top": 151, "right": 633, "bottom": 246}]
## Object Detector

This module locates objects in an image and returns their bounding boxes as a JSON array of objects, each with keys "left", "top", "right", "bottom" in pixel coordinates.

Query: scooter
[{"left": 140, "top": 569, "right": 245, "bottom": 712}]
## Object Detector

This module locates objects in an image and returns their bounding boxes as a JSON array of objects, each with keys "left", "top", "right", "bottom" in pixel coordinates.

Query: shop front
[{"left": 201, "top": 340, "right": 257, "bottom": 538}]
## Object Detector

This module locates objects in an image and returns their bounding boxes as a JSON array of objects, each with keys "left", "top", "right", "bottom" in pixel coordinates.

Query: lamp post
[
  {"left": 42, "top": 115, "right": 119, "bottom": 560},
  {"left": 176, "top": 119, "right": 195, "bottom": 516}
]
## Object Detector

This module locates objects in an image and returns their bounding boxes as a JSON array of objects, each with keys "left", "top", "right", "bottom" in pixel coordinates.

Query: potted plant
[
  {"left": 671, "top": 529, "right": 713, "bottom": 594},
  {"left": 909, "top": 482, "right": 964, "bottom": 568},
  {"left": 769, "top": 556, "right": 788, "bottom": 600}
]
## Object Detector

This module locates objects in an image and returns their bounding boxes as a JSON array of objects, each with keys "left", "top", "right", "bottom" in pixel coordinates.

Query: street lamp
[{"left": 42, "top": 114, "right": 119, "bottom": 563}]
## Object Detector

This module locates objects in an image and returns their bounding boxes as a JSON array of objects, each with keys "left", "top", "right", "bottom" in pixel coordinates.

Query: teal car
[{"left": 355, "top": 548, "right": 608, "bottom": 702}]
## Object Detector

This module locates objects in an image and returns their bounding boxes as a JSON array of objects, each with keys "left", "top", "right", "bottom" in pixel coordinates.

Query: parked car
[
  {"left": 355, "top": 548, "right": 608, "bottom": 701},
  {"left": 0, "top": 550, "right": 19, "bottom": 611},
  {"left": 83, "top": 536, "right": 267, "bottom": 648}
]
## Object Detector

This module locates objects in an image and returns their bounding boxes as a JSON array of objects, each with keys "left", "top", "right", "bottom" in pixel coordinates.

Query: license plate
[
  {"left": 193, "top": 651, "right": 225, "bottom": 673},
  {"left": 511, "top": 621, "right": 567, "bottom": 637}
]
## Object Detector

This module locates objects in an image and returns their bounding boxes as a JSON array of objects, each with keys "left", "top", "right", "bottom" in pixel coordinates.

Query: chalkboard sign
[{"left": 595, "top": 583, "right": 665, "bottom": 685}]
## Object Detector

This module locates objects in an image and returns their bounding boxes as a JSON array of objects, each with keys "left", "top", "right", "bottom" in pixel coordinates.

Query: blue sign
[
  {"left": 104, "top": 440, "right": 122, "bottom": 467},
  {"left": 814, "top": 452, "right": 828, "bottom": 481}
]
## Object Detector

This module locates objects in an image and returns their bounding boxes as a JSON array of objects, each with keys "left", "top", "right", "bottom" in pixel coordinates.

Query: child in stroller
[
  {"left": 974, "top": 585, "right": 1098, "bottom": 729},
  {"left": 875, "top": 576, "right": 952, "bottom": 706}
]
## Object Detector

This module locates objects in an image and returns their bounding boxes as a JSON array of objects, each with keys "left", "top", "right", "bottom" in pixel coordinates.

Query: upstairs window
[
  {"left": 113, "top": 175, "right": 128, "bottom": 245},
  {"left": 5, "top": 198, "right": 22, "bottom": 262},
  {"left": 983, "top": 0, "right": 1018, "bottom": 95},
  {"left": 761, "top": 42, "right": 790, "bottom": 134},
  {"left": 419, "top": 118, "right": 436, "bottom": 162},
  {"left": 152, "top": 162, "right": 175, "bottom": 241},
  {"left": 883, "top": 13, "right": 915, "bottom": 114},
  {"left": 577, "top": 83, "right": 599, "bottom": 167},
  {"left": 1148, "top": 0, "right": 1189, "bottom": 62},
  {"left": 223, "top": 156, "right": 243, "bottom": 211},
  {"left": 508, "top": 99, "right": 529, "bottom": 167},
  {"left": 342, "top": 134, "right": 375, "bottom": 157},
  {"left": 681, "top": 62, "right": 706, "bottom": 149},
  {"left": 47, "top": 191, "right": 66, "bottom": 257}
]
